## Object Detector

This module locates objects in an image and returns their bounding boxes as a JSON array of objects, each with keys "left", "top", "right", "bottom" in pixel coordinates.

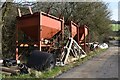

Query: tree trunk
[{"left": 0, "top": 2, "right": 4, "bottom": 58}]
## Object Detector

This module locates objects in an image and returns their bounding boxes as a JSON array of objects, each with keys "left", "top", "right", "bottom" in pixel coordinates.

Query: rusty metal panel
[
  {"left": 41, "top": 25, "right": 60, "bottom": 39},
  {"left": 71, "top": 22, "right": 77, "bottom": 38},
  {"left": 17, "top": 14, "right": 39, "bottom": 28},
  {"left": 16, "top": 12, "right": 40, "bottom": 41},
  {"left": 41, "top": 14, "right": 61, "bottom": 30},
  {"left": 65, "top": 21, "right": 77, "bottom": 38},
  {"left": 41, "top": 13, "right": 62, "bottom": 39},
  {"left": 78, "top": 25, "right": 88, "bottom": 42}
]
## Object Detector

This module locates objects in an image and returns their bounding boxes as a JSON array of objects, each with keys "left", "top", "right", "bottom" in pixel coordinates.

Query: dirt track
[{"left": 57, "top": 46, "right": 119, "bottom": 78}]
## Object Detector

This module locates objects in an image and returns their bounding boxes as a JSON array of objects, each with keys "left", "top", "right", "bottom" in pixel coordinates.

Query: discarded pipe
[
  {"left": 1, "top": 67, "right": 18, "bottom": 75},
  {"left": 18, "top": 8, "right": 22, "bottom": 17},
  {"left": 28, "top": 6, "right": 33, "bottom": 14}
]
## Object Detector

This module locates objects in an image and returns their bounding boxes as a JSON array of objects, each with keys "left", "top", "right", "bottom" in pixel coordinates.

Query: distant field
[{"left": 111, "top": 24, "right": 120, "bottom": 31}]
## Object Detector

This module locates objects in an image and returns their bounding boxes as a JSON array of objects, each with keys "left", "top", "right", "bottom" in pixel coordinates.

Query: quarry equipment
[{"left": 15, "top": 9, "right": 89, "bottom": 70}]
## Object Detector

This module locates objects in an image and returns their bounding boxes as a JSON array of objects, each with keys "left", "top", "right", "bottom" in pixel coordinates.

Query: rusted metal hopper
[
  {"left": 16, "top": 11, "right": 64, "bottom": 60},
  {"left": 16, "top": 12, "right": 64, "bottom": 42},
  {"left": 66, "top": 21, "right": 88, "bottom": 42}
]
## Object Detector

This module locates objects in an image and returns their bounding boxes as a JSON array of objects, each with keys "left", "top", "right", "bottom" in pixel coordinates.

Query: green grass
[
  {"left": 111, "top": 24, "right": 120, "bottom": 31},
  {"left": 1, "top": 48, "right": 107, "bottom": 79}
]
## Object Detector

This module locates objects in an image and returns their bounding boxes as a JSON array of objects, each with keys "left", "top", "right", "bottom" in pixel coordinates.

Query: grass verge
[{"left": 1, "top": 48, "right": 107, "bottom": 79}]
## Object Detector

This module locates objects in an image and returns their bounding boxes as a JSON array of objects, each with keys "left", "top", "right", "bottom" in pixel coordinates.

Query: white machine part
[{"left": 60, "top": 37, "right": 87, "bottom": 65}]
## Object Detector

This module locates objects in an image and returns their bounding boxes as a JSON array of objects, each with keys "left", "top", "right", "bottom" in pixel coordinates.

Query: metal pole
[
  {"left": 39, "top": 12, "right": 42, "bottom": 51},
  {"left": 16, "top": 22, "right": 18, "bottom": 60},
  {"left": 28, "top": 6, "right": 33, "bottom": 14},
  {"left": 83, "top": 25, "right": 86, "bottom": 52},
  {"left": 61, "top": 17, "right": 64, "bottom": 41},
  {"left": 77, "top": 27, "right": 79, "bottom": 44},
  {"left": 18, "top": 8, "right": 22, "bottom": 17}
]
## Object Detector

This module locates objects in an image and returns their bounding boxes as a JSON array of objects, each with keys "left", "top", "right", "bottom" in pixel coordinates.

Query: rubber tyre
[{"left": 27, "top": 50, "right": 56, "bottom": 71}]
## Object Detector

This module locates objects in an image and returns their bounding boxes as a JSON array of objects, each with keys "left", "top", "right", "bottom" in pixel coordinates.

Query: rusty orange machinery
[
  {"left": 16, "top": 11, "right": 89, "bottom": 60},
  {"left": 16, "top": 11, "right": 64, "bottom": 60},
  {"left": 66, "top": 21, "right": 89, "bottom": 52}
]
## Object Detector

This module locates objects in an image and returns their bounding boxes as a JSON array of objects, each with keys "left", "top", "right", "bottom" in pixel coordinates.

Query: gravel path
[{"left": 57, "top": 46, "right": 119, "bottom": 78}]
